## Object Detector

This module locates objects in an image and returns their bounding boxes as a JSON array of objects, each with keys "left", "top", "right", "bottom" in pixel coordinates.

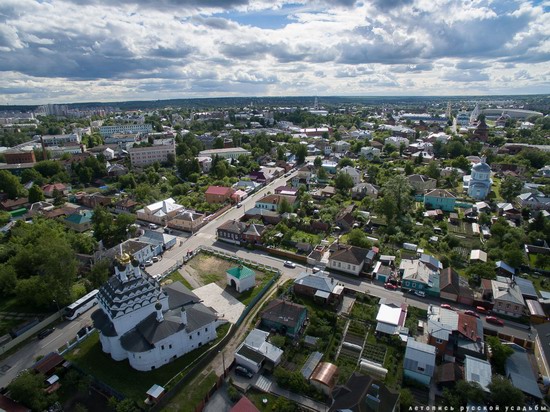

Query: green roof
[
  {"left": 65, "top": 210, "right": 93, "bottom": 225},
  {"left": 226, "top": 265, "right": 255, "bottom": 280}
]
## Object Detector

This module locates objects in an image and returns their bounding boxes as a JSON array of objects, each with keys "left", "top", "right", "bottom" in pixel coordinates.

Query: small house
[
  {"left": 260, "top": 299, "right": 307, "bottom": 338},
  {"left": 403, "top": 338, "right": 436, "bottom": 386}
]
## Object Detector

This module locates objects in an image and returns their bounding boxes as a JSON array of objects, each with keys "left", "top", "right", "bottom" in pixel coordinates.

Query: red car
[
  {"left": 486, "top": 316, "right": 504, "bottom": 326},
  {"left": 384, "top": 283, "right": 398, "bottom": 290},
  {"left": 464, "top": 310, "right": 480, "bottom": 318},
  {"left": 440, "top": 304, "right": 453, "bottom": 310}
]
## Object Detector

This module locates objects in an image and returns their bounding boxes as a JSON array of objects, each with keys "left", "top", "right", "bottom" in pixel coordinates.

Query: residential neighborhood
[{"left": 0, "top": 95, "right": 548, "bottom": 412}]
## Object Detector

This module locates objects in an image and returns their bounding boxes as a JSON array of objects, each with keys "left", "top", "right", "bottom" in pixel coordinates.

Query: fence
[
  {"left": 0, "top": 310, "right": 63, "bottom": 356},
  {"left": 149, "top": 250, "right": 280, "bottom": 411}
]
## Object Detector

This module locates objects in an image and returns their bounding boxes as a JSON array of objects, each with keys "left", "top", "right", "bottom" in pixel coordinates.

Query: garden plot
[
  {"left": 337, "top": 320, "right": 368, "bottom": 364},
  {"left": 362, "top": 343, "right": 387, "bottom": 364}
]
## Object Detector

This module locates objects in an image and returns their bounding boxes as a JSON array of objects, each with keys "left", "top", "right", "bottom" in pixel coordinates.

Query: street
[
  {"left": 0, "top": 167, "right": 533, "bottom": 389},
  {"left": 0, "top": 310, "right": 94, "bottom": 389}
]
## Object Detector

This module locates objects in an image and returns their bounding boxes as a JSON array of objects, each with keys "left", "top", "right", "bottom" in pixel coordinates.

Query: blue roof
[
  {"left": 495, "top": 261, "right": 515, "bottom": 275},
  {"left": 294, "top": 272, "right": 335, "bottom": 293},
  {"left": 497, "top": 276, "right": 537, "bottom": 299},
  {"left": 301, "top": 351, "right": 323, "bottom": 379},
  {"left": 505, "top": 344, "right": 542, "bottom": 399}
]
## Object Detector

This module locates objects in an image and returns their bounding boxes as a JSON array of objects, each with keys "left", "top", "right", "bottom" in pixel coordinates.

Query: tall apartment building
[
  {"left": 99, "top": 124, "right": 153, "bottom": 138},
  {"left": 129, "top": 139, "right": 175, "bottom": 167}
]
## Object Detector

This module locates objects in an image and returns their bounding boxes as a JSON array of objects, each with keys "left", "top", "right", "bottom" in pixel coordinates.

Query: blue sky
[{"left": 0, "top": 0, "right": 548, "bottom": 104}]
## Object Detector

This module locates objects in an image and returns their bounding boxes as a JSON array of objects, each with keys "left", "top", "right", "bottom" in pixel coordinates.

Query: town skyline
[{"left": 1, "top": 0, "right": 549, "bottom": 105}]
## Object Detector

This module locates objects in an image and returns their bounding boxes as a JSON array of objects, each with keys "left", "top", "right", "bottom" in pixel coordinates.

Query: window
[
  {"left": 161, "top": 345, "right": 165, "bottom": 350},
  {"left": 412, "top": 283, "right": 416, "bottom": 288},
  {"left": 436, "top": 338, "right": 443, "bottom": 344},
  {"left": 418, "top": 366, "right": 425, "bottom": 372},
  {"left": 169, "top": 344, "right": 172, "bottom": 349},
  {"left": 198, "top": 331, "right": 200, "bottom": 336},
  {"left": 348, "top": 264, "right": 351, "bottom": 269},
  {"left": 189, "top": 335, "right": 192, "bottom": 340},
  {"left": 205, "top": 328, "right": 208, "bottom": 332}
]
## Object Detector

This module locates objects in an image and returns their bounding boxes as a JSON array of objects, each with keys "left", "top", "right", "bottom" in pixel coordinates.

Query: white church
[
  {"left": 463, "top": 157, "right": 492, "bottom": 200},
  {"left": 92, "top": 252, "right": 222, "bottom": 371}
]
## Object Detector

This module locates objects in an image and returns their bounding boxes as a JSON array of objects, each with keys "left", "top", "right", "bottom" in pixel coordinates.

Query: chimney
[
  {"left": 181, "top": 308, "right": 187, "bottom": 324},
  {"left": 155, "top": 302, "right": 164, "bottom": 322},
  {"left": 39, "top": 135, "right": 48, "bottom": 161}
]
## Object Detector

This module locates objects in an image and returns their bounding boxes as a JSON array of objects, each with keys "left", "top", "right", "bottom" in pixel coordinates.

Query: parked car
[
  {"left": 475, "top": 306, "right": 489, "bottom": 314},
  {"left": 152, "top": 256, "right": 160, "bottom": 263},
  {"left": 384, "top": 283, "right": 398, "bottom": 290},
  {"left": 283, "top": 261, "right": 296, "bottom": 269},
  {"left": 440, "top": 304, "right": 453, "bottom": 310},
  {"left": 414, "top": 290, "right": 426, "bottom": 298},
  {"left": 37, "top": 328, "right": 55, "bottom": 339},
  {"left": 464, "top": 310, "right": 480, "bottom": 318},
  {"left": 236, "top": 202, "right": 243, "bottom": 208},
  {"left": 235, "top": 366, "right": 254, "bottom": 378},
  {"left": 144, "top": 259, "right": 154, "bottom": 267},
  {"left": 486, "top": 316, "right": 504, "bottom": 326},
  {"left": 312, "top": 267, "right": 321, "bottom": 273}
]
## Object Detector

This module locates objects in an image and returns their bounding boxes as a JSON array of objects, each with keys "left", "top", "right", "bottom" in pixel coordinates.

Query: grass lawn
[
  {"left": 529, "top": 254, "right": 550, "bottom": 271},
  {"left": 66, "top": 324, "right": 230, "bottom": 402},
  {"left": 290, "top": 230, "right": 321, "bottom": 245},
  {"left": 247, "top": 390, "right": 284, "bottom": 412},
  {"left": 161, "top": 270, "right": 193, "bottom": 290},
  {"left": 238, "top": 276, "right": 274, "bottom": 306},
  {"left": 162, "top": 371, "right": 218, "bottom": 412},
  {"left": 187, "top": 254, "right": 237, "bottom": 287}
]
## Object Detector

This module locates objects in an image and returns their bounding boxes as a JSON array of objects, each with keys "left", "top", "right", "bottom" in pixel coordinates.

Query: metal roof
[
  {"left": 301, "top": 351, "right": 323, "bottom": 379},
  {"left": 505, "top": 343, "right": 543, "bottom": 399}
]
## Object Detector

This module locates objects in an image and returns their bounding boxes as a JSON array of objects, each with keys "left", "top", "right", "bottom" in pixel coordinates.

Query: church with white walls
[{"left": 92, "top": 252, "right": 222, "bottom": 371}]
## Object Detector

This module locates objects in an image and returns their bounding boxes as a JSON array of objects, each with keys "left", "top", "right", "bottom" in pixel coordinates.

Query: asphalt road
[
  {"left": 0, "top": 310, "right": 94, "bottom": 389},
  {"left": 0, "top": 167, "right": 532, "bottom": 388}
]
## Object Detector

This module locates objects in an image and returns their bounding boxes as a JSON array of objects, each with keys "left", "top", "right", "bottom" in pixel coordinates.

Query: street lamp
[{"left": 53, "top": 299, "right": 60, "bottom": 314}]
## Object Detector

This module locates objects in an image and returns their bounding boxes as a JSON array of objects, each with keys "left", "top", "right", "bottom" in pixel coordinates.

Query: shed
[
  {"left": 146, "top": 384, "right": 165, "bottom": 404},
  {"left": 226, "top": 264, "right": 256, "bottom": 293},
  {"left": 310, "top": 362, "right": 339, "bottom": 396}
]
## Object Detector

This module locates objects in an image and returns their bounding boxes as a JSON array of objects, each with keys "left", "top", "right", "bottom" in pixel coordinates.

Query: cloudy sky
[{"left": 0, "top": 0, "right": 549, "bottom": 104}]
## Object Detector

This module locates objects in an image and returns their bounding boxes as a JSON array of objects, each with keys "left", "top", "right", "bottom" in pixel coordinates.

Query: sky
[{"left": 0, "top": 0, "right": 549, "bottom": 105}]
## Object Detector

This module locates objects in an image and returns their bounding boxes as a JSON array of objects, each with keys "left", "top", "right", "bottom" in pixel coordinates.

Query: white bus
[{"left": 64, "top": 289, "right": 99, "bottom": 320}]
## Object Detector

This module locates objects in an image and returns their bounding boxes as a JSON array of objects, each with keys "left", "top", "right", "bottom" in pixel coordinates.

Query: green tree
[
  {"left": 486, "top": 336, "right": 514, "bottom": 374},
  {"left": 338, "top": 157, "right": 354, "bottom": 168},
  {"left": 0, "top": 170, "right": 24, "bottom": 199},
  {"left": 20, "top": 168, "right": 44, "bottom": 185},
  {"left": 295, "top": 144, "right": 307, "bottom": 164},
  {"left": 28, "top": 185, "right": 45, "bottom": 203},
  {"left": 317, "top": 167, "right": 328, "bottom": 181},
  {"left": 334, "top": 172, "right": 354, "bottom": 192},
  {"left": 500, "top": 176, "right": 523, "bottom": 202},
  {"left": 488, "top": 375, "right": 525, "bottom": 407},
  {"left": 8, "top": 371, "right": 54, "bottom": 411},
  {"left": 34, "top": 160, "right": 62, "bottom": 177},
  {"left": 278, "top": 197, "right": 293, "bottom": 214},
  {"left": 0, "top": 264, "right": 17, "bottom": 297},
  {"left": 375, "top": 174, "right": 413, "bottom": 226},
  {"left": 0, "top": 210, "right": 11, "bottom": 225},
  {"left": 88, "top": 259, "right": 111, "bottom": 288},
  {"left": 213, "top": 137, "right": 224, "bottom": 149},
  {"left": 425, "top": 161, "right": 440, "bottom": 179},
  {"left": 400, "top": 388, "right": 415, "bottom": 410},
  {"left": 347, "top": 229, "right": 372, "bottom": 249},
  {"left": 314, "top": 156, "right": 323, "bottom": 168},
  {"left": 92, "top": 206, "right": 136, "bottom": 249}
]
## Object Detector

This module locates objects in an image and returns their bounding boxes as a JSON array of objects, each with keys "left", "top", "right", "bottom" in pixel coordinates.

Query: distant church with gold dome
[{"left": 92, "top": 252, "right": 222, "bottom": 371}]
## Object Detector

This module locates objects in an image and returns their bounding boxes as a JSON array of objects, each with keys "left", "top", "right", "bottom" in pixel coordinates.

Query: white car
[
  {"left": 283, "top": 261, "right": 296, "bottom": 268},
  {"left": 312, "top": 267, "right": 321, "bottom": 273},
  {"left": 144, "top": 259, "right": 154, "bottom": 267}
]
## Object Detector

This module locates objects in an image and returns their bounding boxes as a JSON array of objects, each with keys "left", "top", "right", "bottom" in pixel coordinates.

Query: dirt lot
[{"left": 185, "top": 254, "right": 261, "bottom": 288}]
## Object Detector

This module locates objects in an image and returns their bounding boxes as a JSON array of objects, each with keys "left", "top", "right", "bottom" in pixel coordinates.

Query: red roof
[
  {"left": 32, "top": 352, "right": 65, "bottom": 375},
  {"left": 205, "top": 186, "right": 233, "bottom": 196},
  {"left": 230, "top": 396, "right": 260, "bottom": 412},
  {"left": 457, "top": 313, "right": 480, "bottom": 341}
]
